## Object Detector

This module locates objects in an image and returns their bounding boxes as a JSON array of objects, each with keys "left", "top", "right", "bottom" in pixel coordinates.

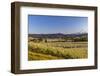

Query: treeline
[
  {"left": 29, "top": 36, "right": 87, "bottom": 43},
  {"left": 63, "top": 36, "right": 87, "bottom": 42}
]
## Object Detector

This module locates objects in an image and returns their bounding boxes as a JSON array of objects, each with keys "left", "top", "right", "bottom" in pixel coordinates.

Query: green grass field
[{"left": 28, "top": 41, "right": 88, "bottom": 61}]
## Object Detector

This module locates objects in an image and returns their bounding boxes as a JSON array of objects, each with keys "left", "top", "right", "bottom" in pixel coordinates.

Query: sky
[{"left": 28, "top": 15, "right": 88, "bottom": 34}]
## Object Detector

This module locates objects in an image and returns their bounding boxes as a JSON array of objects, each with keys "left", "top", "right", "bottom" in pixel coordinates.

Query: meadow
[{"left": 28, "top": 38, "right": 88, "bottom": 60}]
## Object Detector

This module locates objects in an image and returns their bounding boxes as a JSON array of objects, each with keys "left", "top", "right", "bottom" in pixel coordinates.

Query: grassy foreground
[{"left": 28, "top": 41, "right": 87, "bottom": 61}]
